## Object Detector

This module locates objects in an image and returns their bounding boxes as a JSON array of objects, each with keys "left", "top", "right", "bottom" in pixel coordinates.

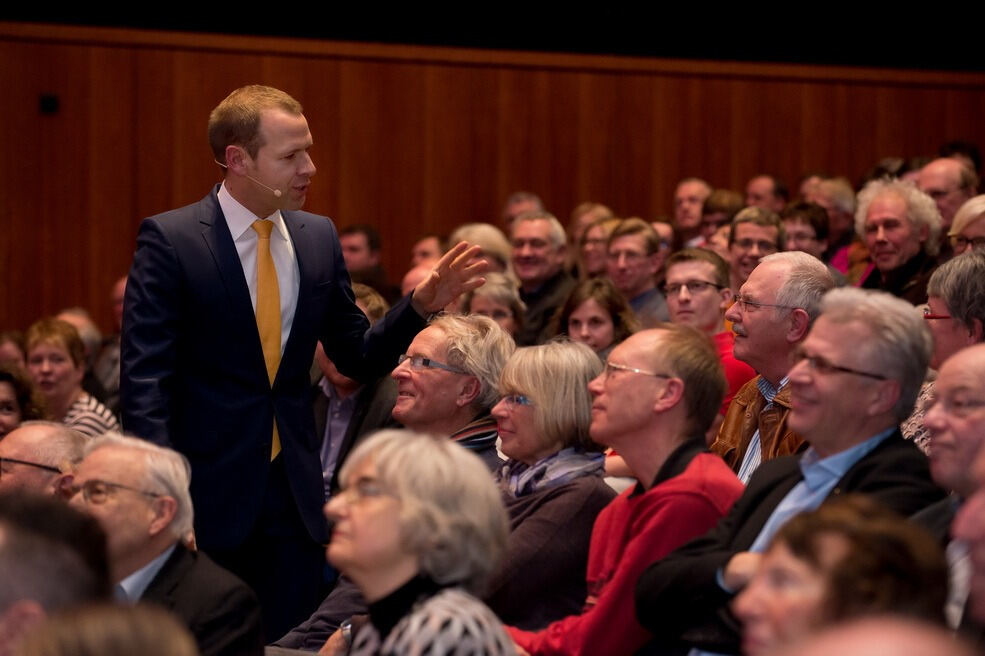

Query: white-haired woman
[{"left": 324, "top": 430, "right": 513, "bottom": 655}]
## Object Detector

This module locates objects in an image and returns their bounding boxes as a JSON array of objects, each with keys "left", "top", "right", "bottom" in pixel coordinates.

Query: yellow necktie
[{"left": 252, "top": 219, "right": 282, "bottom": 460}]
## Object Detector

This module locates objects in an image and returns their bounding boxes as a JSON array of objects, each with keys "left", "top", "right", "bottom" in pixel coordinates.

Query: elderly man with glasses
[
  {"left": 636, "top": 287, "right": 946, "bottom": 655},
  {"left": 69, "top": 433, "right": 263, "bottom": 656},
  {"left": 711, "top": 252, "right": 834, "bottom": 483},
  {"left": 0, "top": 421, "right": 84, "bottom": 496}
]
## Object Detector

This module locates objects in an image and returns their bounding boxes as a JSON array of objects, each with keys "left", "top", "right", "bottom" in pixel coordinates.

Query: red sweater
[
  {"left": 714, "top": 331, "right": 756, "bottom": 416},
  {"left": 508, "top": 449, "right": 743, "bottom": 656}
]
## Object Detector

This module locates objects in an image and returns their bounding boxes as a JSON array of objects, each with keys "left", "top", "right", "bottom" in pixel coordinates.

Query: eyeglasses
[
  {"left": 949, "top": 235, "right": 985, "bottom": 251},
  {"left": 922, "top": 306, "right": 953, "bottom": 321},
  {"left": 397, "top": 354, "right": 467, "bottom": 375},
  {"left": 0, "top": 457, "right": 61, "bottom": 478},
  {"left": 336, "top": 477, "right": 393, "bottom": 505},
  {"left": 67, "top": 479, "right": 163, "bottom": 505},
  {"left": 732, "top": 239, "right": 779, "bottom": 254},
  {"left": 663, "top": 280, "right": 723, "bottom": 296},
  {"left": 926, "top": 394, "right": 985, "bottom": 418},
  {"left": 790, "top": 348, "right": 886, "bottom": 380},
  {"left": 732, "top": 294, "right": 798, "bottom": 312},
  {"left": 603, "top": 360, "right": 673, "bottom": 380},
  {"left": 499, "top": 394, "right": 534, "bottom": 409}
]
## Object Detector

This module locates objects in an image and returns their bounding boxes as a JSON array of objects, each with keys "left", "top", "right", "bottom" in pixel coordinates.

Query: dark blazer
[
  {"left": 312, "top": 375, "right": 399, "bottom": 495},
  {"left": 121, "top": 187, "right": 424, "bottom": 548},
  {"left": 635, "top": 430, "right": 946, "bottom": 654},
  {"left": 141, "top": 545, "right": 263, "bottom": 656}
]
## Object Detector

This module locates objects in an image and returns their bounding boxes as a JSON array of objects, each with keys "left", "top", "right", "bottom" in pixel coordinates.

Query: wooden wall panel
[{"left": 2, "top": 22, "right": 985, "bottom": 334}]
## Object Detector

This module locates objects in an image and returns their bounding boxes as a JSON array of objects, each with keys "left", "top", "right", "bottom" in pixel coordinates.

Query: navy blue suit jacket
[{"left": 121, "top": 187, "right": 424, "bottom": 548}]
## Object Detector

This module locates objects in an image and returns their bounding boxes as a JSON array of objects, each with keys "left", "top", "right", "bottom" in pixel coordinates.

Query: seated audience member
[
  {"left": 93, "top": 275, "right": 127, "bottom": 416},
  {"left": 781, "top": 201, "right": 846, "bottom": 285},
  {"left": 948, "top": 194, "right": 985, "bottom": 255},
  {"left": 567, "top": 202, "right": 613, "bottom": 271},
  {"left": 952, "top": 410, "right": 985, "bottom": 631},
  {"left": 606, "top": 218, "right": 669, "bottom": 328},
  {"left": 578, "top": 216, "right": 620, "bottom": 279},
  {"left": 550, "top": 277, "right": 640, "bottom": 360},
  {"left": 650, "top": 219, "right": 675, "bottom": 285},
  {"left": 17, "top": 603, "right": 199, "bottom": 656},
  {"left": 55, "top": 307, "right": 110, "bottom": 405},
  {"left": 745, "top": 174, "right": 788, "bottom": 212},
  {"left": 919, "top": 343, "right": 985, "bottom": 635},
  {"left": 502, "top": 190, "right": 544, "bottom": 227},
  {"left": 700, "top": 189, "right": 744, "bottom": 244},
  {"left": 0, "top": 366, "right": 46, "bottom": 438},
  {"left": 325, "top": 430, "right": 514, "bottom": 654},
  {"left": 489, "top": 341, "right": 615, "bottom": 629},
  {"left": 805, "top": 178, "right": 861, "bottom": 273},
  {"left": 339, "top": 224, "right": 400, "bottom": 303},
  {"left": 776, "top": 616, "right": 978, "bottom": 656},
  {"left": 636, "top": 287, "right": 946, "bottom": 654},
  {"left": 511, "top": 212, "right": 575, "bottom": 346},
  {"left": 733, "top": 495, "right": 946, "bottom": 656},
  {"left": 25, "top": 318, "right": 119, "bottom": 437},
  {"left": 727, "top": 207, "right": 783, "bottom": 294},
  {"left": 0, "top": 422, "right": 83, "bottom": 495},
  {"left": 410, "top": 234, "right": 444, "bottom": 267},
  {"left": 400, "top": 263, "right": 432, "bottom": 297},
  {"left": 0, "top": 518, "right": 105, "bottom": 653},
  {"left": 68, "top": 433, "right": 263, "bottom": 656},
  {"left": 313, "top": 284, "right": 397, "bottom": 500},
  {"left": 664, "top": 249, "right": 755, "bottom": 424},
  {"left": 392, "top": 314, "right": 514, "bottom": 469},
  {"left": 706, "top": 223, "right": 732, "bottom": 261},
  {"left": 918, "top": 157, "right": 978, "bottom": 237},
  {"left": 902, "top": 251, "right": 985, "bottom": 451},
  {"left": 464, "top": 272, "right": 526, "bottom": 339},
  {"left": 673, "top": 178, "right": 713, "bottom": 248},
  {"left": 449, "top": 223, "right": 513, "bottom": 275},
  {"left": 712, "top": 252, "right": 834, "bottom": 481},
  {"left": 507, "top": 325, "right": 744, "bottom": 656},
  {"left": 0, "top": 331, "right": 26, "bottom": 371},
  {"left": 797, "top": 173, "right": 824, "bottom": 201},
  {"left": 858, "top": 178, "right": 941, "bottom": 305}
]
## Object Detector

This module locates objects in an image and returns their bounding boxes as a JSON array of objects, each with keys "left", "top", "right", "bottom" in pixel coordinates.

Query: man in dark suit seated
[
  {"left": 69, "top": 433, "right": 263, "bottom": 656},
  {"left": 635, "top": 287, "right": 946, "bottom": 655}
]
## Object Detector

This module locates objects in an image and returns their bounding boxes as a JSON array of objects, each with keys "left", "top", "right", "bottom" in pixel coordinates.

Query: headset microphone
[{"left": 213, "top": 159, "right": 282, "bottom": 198}]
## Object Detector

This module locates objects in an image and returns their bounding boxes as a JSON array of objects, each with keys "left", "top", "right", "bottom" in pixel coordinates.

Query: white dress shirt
[{"left": 218, "top": 183, "right": 300, "bottom": 355}]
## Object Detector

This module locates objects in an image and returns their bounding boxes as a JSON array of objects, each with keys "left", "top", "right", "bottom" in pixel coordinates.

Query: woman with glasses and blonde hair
[{"left": 324, "top": 429, "right": 513, "bottom": 655}]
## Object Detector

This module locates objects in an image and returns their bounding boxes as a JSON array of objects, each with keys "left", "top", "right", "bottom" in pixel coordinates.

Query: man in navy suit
[{"left": 120, "top": 85, "right": 484, "bottom": 638}]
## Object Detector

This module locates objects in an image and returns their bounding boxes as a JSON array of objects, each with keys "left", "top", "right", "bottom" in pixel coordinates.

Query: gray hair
[
  {"left": 464, "top": 272, "right": 526, "bottom": 327},
  {"left": 511, "top": 211, "right": 567, "bottom": 249},
  {"left": 84, "top": 434, "right": 194, "bottom": 540},
  {"left": 818, "top": 288, "right": 932, "bottom": 422},
  {"left": 448, "top": 223, "right": 513, "bottom": 272},
  {"left": 950, "top": 194, "right": 985, "bottom": 236},
  {"left": 855, "top": 179, "right": 942, "bottom": 257},
  {"left": 339, "top": 429, "right": 509, "bottom": 594},
  {"left": 816, "top": 177, "right": 856, "bottom": 214},
  {"left": 16, "top": 420, "right": 86, "bottom": 468},
  {"left": 760, "top": 252, "right": 835, "bottom": 324},
  {"left": 428, "top": 314, "right": 516, "bottom": 411},
  {"left": 927, "top": 250, "right": 985, "bottom": 333},
  {"left": 498, "top": 340, "right": 603, "bottom": 453}
]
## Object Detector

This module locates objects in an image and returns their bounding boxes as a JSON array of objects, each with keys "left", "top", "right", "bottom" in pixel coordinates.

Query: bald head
[
  {"left": 919, "top": 157, "right": 978, "bottom": 229},
  {"left": 401, "top": 263, "right": 433, "bottom": 297},
  {"left": 0, "top": 422, "right": 84, "bottom": 494}
]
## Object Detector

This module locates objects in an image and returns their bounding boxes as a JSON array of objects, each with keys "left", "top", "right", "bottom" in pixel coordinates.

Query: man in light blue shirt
[{"left": 637, "top": 287, "right": 947, "bottom": 655}]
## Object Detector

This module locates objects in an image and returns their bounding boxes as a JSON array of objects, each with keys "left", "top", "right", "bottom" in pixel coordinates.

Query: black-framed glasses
[
  {"left": 949, "top": 235, "right": 985, "bottom": 251},
  {"left": 733, "top": 294, "right": 798, "bottom": 312},
  {"left": 791, "top": 348, "right": 886, "bottom": 380},
  {"left": 663, "top": 280, "right": 724, "bottom": 296},
  {"left": 67, "top": 479, "right": 163, "bottom": 505},
  {"left": 397, "top": 354, "right": 467, "bottom": 375},
  {"left": 603, "top": 361, "right": 673, "bottom": 380},
  {"left": 0, "top": 457, "right": 61, "bottom": 477}
]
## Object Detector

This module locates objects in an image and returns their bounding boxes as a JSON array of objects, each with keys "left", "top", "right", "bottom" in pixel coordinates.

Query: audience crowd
[{"left": 4, "top": 84, "right": 985, "bottom": 655}]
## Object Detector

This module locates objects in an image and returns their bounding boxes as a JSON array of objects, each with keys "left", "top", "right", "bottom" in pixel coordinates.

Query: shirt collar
[
  {"left": 798, "top": 427, "right": 895, "bottom": 490},
  {"left": 117, "top": 543, "right": 177, "bottom": 603},
  {"left": 757, "top": 375, "right": 790, "bottom": 404},
  {"left": 218, "top": 182, "right": 289, "bottom": 243}
]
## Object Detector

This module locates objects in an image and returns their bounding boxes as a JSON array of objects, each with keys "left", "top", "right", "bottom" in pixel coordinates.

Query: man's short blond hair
[{"left": 208, "top": 85, "right": 303, "bottom": 164}]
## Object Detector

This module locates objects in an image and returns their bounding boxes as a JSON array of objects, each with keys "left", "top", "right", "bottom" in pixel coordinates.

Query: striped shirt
[{"left": 64, "top": 392, "right": 120, "bottom": 437}]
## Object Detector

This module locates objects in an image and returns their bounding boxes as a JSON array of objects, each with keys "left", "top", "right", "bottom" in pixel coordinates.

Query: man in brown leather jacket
[{"left": 711, "top": 252, "right": 834, "bottom": 483}]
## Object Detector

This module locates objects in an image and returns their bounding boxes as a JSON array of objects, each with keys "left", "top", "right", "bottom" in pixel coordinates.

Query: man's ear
[
  {"left": 786, "top": 308, "right": 811, "bottom": 344},
  {"left": 148, "top": 496, "right": 178, "bottom": 538},
  {"left": 225, "top": 145, "right": 250, "bottom": 175},
  {"left": 457, "top": 376, "right": 482, "bottom": 407},
  {"left": 866, "top": 379, "right": 900, "bottom": 418},
  {"left": 652, "top": 377, "right": 685, "bottom": 414}
]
